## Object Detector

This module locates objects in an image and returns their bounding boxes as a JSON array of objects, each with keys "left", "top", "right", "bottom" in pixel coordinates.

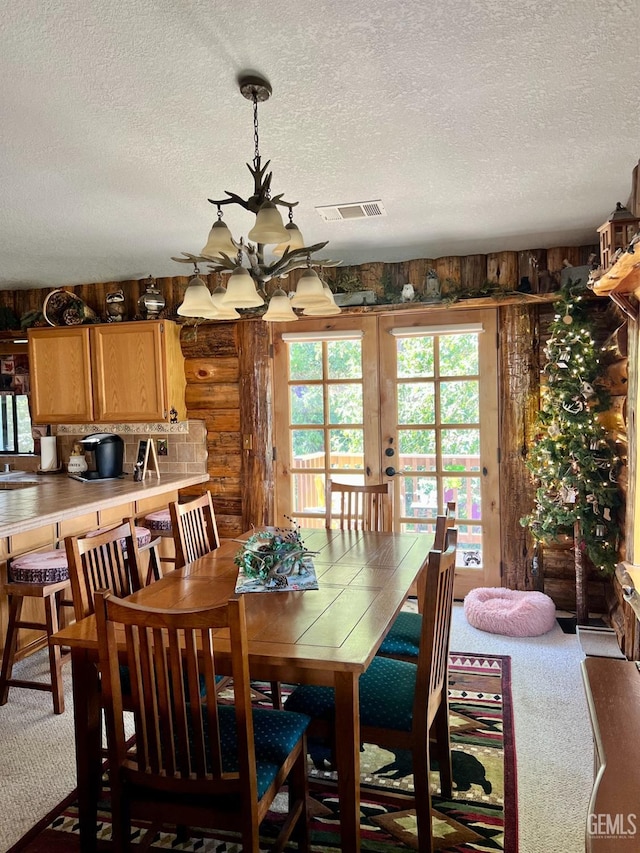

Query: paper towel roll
[{"left": 40, "top": 436, "right": 58, "bottom": 471}]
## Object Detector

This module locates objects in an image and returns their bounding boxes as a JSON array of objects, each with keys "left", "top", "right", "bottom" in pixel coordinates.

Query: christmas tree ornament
[{"left": 562, "top": 313, "right": 573, "bottom": 324}]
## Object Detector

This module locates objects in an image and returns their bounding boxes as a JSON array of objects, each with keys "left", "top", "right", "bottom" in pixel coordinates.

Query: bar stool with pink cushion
[{"left": 0, "top": 549, "right": 72, "bottom": 714}]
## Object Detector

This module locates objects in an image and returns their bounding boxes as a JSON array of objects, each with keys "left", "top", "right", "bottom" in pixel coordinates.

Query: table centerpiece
[{"left": 233, "top": 521, "right": 319, "bottom": 593}]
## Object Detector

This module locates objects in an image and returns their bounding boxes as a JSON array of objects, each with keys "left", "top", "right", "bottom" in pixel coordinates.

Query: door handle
[{"left": 384, "top": 467, "right": 397, "bottom": 477}]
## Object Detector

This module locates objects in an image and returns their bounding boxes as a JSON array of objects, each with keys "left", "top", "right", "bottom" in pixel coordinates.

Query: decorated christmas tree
[{"left": 521, "top": 278, "right": 622, "bottom": 622}]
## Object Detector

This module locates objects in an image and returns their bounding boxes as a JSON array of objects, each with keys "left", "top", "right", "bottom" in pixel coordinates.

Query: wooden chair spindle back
[
  {"left": 170, "top": 493, "right": 220, "bottom": 569},
  {"left": 65, "top": 519, "right": 145, "bottom": 620},
  {"left": 325, "top": 480, "right": 392, "bottom": 532}
]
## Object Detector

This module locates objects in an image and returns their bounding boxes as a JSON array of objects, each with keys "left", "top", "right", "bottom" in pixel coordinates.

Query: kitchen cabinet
[{"left": 28, "top": 320, "right": 187, "bottom": 424}]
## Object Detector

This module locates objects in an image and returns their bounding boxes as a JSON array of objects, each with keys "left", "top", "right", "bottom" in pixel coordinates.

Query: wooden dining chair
[
  {"left": 95, "top": 590, "right": 311, "bottom": 853},
  {"left": 325, "top": 480, "right": 392, "bottom": 531},
  {"left": 65, "top": 519, "right": 145, "bottom": 620},
  {"left": 378, "top": 516, "right": 457, "bottom": 660},
  {"left": 169, "top": 492, "right": 220, "bottom": 570},
  {"left": 284, "top": 530, "right": 458, "bottom": 853},
  {"left": 417, "top": 501, "right": 457, "bottom": 614}
]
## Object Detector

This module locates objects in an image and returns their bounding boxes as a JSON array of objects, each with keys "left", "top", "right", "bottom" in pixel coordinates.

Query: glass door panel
[
  {"left": 379, "top": 310, "right": 500, "bottom": 595},
  {"left": 274, "top": 310, "right": 500, "bottom": 593}
]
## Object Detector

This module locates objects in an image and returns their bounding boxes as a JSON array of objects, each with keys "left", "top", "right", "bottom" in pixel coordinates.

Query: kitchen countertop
[{"left": 0, "top": 471, "right": 209, "bottom": 538}]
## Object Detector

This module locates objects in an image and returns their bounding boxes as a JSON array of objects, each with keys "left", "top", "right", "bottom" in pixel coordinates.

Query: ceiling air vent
[{"left": 315, "top": 200, "right": 387, "bottom": 222}]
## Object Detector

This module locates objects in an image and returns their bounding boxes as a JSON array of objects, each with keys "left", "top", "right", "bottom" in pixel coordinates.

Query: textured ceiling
[{"left": 1, "top": 0, "right": 639, "bottom": 290}]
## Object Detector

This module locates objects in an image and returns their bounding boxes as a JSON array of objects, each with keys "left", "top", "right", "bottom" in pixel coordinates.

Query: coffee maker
[{"left": 77, "top": 433, "right": 124, "bottom": 481}]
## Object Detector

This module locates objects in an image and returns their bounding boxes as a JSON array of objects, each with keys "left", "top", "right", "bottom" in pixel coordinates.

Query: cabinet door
[
  {"left": 28, "top": 327, "right": 93, "bottom": 423},
  {"left": 91, "top": 322, "right": 167, "bottom": 421}
]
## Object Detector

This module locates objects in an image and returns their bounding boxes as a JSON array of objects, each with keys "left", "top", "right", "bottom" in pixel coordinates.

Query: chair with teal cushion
[
  {"left": 379, "top": 508, "right": 456, "bottom": 660},
  {"left": 96, "top": 590, "right": 310, "bottom": 853},
  {"left": 285, "top": 530, "right": 458, "bottom": 853}
]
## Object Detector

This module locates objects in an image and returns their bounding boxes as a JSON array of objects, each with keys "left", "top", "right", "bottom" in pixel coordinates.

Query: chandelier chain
[{"left": 252, "top": 94, "right": 260, "bottom": 170}]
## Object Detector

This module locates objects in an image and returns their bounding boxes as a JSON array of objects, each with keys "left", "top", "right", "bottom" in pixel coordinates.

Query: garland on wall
[{"left": 520, "top": 279, "right": 623, "bottom": 613}]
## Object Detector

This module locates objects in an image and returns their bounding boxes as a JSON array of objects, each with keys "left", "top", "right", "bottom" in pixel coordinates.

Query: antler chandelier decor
[{"left": 172, "top": 73, "right": 340, "bottom": 322}]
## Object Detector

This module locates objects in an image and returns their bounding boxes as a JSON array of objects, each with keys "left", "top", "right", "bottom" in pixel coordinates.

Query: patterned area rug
[{"left": 10, "top": 653, "right": 516, "bottom": 852}]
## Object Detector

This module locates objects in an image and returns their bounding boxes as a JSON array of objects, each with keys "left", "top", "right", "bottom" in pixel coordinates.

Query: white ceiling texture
[{"left": 1, "top": 0, "right": 639, "bottom": 290}]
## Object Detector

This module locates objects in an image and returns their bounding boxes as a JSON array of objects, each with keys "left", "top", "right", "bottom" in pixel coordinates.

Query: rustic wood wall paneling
[
  {"left": 434, "top": 255, "right": 461, "bottom": 290},
  {"left": 405, "top": 258, "right": 434, "bottom": 297},
  {"left": 546, "top": 246, "right": 582, "bottom": 272},
  {"left": 179, "top": 321, "right": 243, "bottom": 536},
  {"left": 460, "top": 255, "right": 487, "bottom": 294},
  {"left": 487, "top": 251, "right": 519, "bottom": 288},
  {"left": 518, "top": 249, "right": 547, "bottom": 293},
  {"left": 238, "top": 320, "right": 274, "bottom": 530},
  {"left": 499, "top": 304, "right": 540, "bottom": 590}
]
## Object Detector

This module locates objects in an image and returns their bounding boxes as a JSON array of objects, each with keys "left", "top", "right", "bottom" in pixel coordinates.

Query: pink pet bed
[{"left": 464, "top": 587, "right": 556, "bottom": 637}]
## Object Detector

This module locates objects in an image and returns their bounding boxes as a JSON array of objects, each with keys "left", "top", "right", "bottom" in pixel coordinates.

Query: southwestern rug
[{"left": 9, "top": 652, "right": 516, "bottom": 853}]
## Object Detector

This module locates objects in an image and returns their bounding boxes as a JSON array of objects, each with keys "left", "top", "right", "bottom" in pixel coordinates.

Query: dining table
[{"left": 51, "top": 527, "right": 433, "bottom": 853}]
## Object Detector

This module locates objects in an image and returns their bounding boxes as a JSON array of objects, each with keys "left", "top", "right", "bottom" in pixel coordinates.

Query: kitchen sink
[{"left": 0, "top": 481, "right": 39, "bottom": 490}]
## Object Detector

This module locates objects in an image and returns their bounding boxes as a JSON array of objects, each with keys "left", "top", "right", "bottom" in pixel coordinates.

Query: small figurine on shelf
[
  {"left": 138, "top": 276, "right": 165, "bottom": 319},
  {"left": 106, "top": 290, "right": 127, "bottom": 322},
  {"left": 424, "top": 269, "right": 441, "bottom": 302}
]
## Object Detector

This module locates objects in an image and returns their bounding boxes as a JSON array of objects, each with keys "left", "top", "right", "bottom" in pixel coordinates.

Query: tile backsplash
[{"left": 54, "top": 420, "right": 208, "bottom": 476}]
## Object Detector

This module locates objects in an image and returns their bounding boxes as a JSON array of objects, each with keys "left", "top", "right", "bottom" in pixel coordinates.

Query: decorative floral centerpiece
[{"left": 233, "top": 520, "right": 319, "bottom": 593}]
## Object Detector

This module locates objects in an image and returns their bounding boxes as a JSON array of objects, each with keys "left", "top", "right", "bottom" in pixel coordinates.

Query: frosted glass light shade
[
  {"left": 247, "top": 201, "right": 289, "bottom": 244},
  {"left": 290, "top": 269, "right": 329, "bottom": 307},
  {"left": 222, "top": 266, "right": 265, "bottom": 307},
  {"left": 303, "top": 283, "right": 342, "bottom": 316},
  {"left": 177, "top": 276, "right": 217, "bottom": 318},
  {"left": 262, "top": 289, "right": 298, "bottom": 322},
  {"left": 272, "top": 222, "right": 305, "bottom": 256},
  {"left": 209, "top": 286, "right": 241, "bottom": 319},
  {"left": 201, "top": 220, "right": 237, "bottom": 258}
]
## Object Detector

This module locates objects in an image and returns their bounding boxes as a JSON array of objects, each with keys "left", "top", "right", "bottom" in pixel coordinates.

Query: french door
[{"left": 272, "top": 309, "right": 500, "bottom": 594}]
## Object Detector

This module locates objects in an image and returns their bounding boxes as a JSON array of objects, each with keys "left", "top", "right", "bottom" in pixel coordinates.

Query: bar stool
[
  {"left": 0, "top": 550, "right": 71, "bottom": 715},
  {"left": 141, "top": 509, "right": 176, "bottom": 574}
]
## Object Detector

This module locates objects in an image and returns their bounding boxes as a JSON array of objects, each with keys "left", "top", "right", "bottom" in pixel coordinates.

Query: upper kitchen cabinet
[
  {"left": 28, "top": 326, "right": 93, "bottom": 423},
  {"left": 28, "top": 320, "right": 187, "bottom": 424}
]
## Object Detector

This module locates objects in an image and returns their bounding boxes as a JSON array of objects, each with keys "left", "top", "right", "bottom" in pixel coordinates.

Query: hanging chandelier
[{"left": 172, "top": 73, "right": 340, "bottom": 322}]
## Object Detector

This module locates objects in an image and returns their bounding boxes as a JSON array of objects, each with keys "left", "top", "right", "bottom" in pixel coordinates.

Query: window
[{"left": 0, "top": 351, "right": 34, "bottom": 453}]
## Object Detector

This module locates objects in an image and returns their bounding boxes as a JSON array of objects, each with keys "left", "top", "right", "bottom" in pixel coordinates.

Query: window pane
[
  {"left": 440, "top": 380, "right": 479, "bottom": 424},
  {"left": 290, "top": 385, "right": 323, "bottom": 424},
  {"left": 441, "top": 429, "right": 480, "bottom": 471},
  {"left": 292, "top": 429, "right": 325, "bottom": 467},
  {"left": 456, "top": 523, "right": 483, "bottom": 568},
  {"left": 292, "top": 472, "right": 326, "bottom": 513},
  {"left": 289, "top": 342, "right": 322, "bottom": 380},
  {"left": 439, "top": 333, "right": 479, "bottom": 376},
  {"left": 398, "top": 429, "right": 436, "bottom": 471},
  {"left": 400, "top": 476, "right": 438, "bottom": 519},
  {"left": 0, "top": 395, "right": 16, "bottom": 451},
  {"left": 16, "top": 396, "right": 34, "bottom": 453},
  {"left": 443, "top": 476, "right": 481, "bottom": 521},
  {"left": 327, "top": 340, "right": 362, "bottom": 379},
  {"left": 329, "top": 429, "right": 364, "bottom": 469},
  {"left": 398, "top": 383, "right": 435, "bottom": 424},
  {"left": 397, "top": 337, "right": 434, "bottom": 378},
  {"left": 328, "top": 384, "right": 362, "bottom": 424}
]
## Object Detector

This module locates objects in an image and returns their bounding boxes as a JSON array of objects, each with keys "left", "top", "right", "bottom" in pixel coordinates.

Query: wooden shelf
[{"left": 591, "top": 248, "right": 640, "bottom": 319}]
